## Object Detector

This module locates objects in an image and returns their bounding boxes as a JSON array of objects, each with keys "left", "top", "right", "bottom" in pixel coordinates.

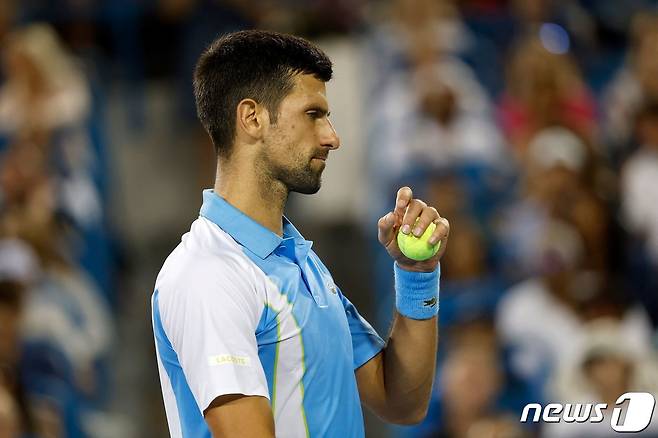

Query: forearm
[
  {"left": 381, "top": 263, "right": 440, "bottom": 422},
  {"left": 382, "top": 312, "right": 438, "bottom": 421}
]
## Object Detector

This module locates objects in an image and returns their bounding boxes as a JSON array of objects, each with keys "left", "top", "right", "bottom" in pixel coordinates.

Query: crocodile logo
[{"left": 423, "top": 297, "right": 437, "bottom": 308}]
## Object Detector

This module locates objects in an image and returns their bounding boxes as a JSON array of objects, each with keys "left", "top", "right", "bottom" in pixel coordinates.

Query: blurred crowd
[
  {"left": 0, "top": 1, "right": 657, "bottom": 437},
  {"left": 365, "top": 1, "right": 658, "bottom": 437}
]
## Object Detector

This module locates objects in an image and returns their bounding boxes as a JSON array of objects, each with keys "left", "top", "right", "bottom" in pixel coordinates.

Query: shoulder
[{"left": 154, "top": 218, "right": 267, "bottom": 323}]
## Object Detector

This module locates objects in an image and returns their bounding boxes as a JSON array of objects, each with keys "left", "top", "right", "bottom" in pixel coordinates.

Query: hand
[{"left": 377, "top": 186, "right": 450, "bottom": 272}]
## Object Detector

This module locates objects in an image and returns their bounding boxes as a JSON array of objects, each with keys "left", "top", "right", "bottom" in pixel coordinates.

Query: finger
[
  {"left": 377, "top": 212, "right": 397, "bottom": 244},
  {"left": 429, "top": 216, "right": 450, "bottom": 246},
  {"left": 400, "top": 199, "right": 426, "bottom": 234},
  {"left": 412, "top": 206, "right": 439, "bottom": 238},
  {"left": 394, "top": 186, "right": 413, "bottom": 217}
]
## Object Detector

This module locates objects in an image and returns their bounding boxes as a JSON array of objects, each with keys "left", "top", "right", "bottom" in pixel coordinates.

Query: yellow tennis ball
[{"left": 397, "top": 220, "right": 441, "bottom": 261}]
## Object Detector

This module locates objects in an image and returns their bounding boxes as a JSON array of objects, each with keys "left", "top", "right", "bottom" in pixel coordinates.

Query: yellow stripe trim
[
  {"left": 266, "top": 289, "right": 310, "bottom": 437},
  {"left": 271, "top": 310, "right": 281, "bottom": 412}
]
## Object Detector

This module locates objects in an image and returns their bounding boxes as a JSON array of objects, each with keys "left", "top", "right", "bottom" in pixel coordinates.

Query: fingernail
[
  {"left": 401, "top": 224, "right": 410, "bottom": 234},
  {"left": 413, "top": 227, "right": 422, "bottom": 236},
  {"left": 429, "top": 236, "right": 438, "bottom": 245}
]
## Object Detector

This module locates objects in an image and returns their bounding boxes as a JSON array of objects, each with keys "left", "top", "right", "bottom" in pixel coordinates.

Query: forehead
[{"left": 284, "top": 74, "right": 328, "bottom": 107}]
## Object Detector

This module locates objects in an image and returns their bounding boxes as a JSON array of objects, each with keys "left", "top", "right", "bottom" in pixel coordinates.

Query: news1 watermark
[{"left": 521, "top": 392, "right": 656, "bottom": 432}]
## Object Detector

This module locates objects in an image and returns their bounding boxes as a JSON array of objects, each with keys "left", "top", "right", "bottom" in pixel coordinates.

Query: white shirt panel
[{"left": 155, "top": 218, "right": 270, "bottom": 413}]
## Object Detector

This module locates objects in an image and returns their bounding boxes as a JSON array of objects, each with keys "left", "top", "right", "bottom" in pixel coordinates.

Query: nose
[{"left": 320, "top": 117, "right": 340, "bottom": 150}]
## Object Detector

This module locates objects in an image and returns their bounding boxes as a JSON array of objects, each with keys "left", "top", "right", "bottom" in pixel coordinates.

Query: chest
[{"left": 256, "top": 255, "right": 353, "bottom": 372}]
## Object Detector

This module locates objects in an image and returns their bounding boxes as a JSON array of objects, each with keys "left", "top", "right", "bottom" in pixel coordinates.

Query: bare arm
[
  {"left": 356, "top": 314, "right": 438, "bottom": 424},
  {"left": 357, "top": 186, "right": 448, "bottom": 424},
  {"left": 204, "top": 394, "right": 275, "bottom": 437}
]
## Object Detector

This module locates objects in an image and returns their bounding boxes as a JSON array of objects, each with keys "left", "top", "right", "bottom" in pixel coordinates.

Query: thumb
[{"left": 377, "top": 212, "right": 397, "bottom": 245}]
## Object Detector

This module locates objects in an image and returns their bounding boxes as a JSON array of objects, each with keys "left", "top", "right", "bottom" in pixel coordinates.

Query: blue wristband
[{"left": 394, "top": 263, "right": 440, "bottom": 320}]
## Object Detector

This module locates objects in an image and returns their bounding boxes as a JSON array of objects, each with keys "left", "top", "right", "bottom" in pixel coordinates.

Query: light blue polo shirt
[{"left": 152, "top": 190, "right": 385, "bottom": 437}]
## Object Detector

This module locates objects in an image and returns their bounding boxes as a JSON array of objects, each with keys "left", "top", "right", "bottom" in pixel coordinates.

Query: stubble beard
[
  {"left": 260, "top": 133, "right": 324, "bottom": 194},
  {"left": 274, "top": 160, "right": 323, "bottom": 195}
]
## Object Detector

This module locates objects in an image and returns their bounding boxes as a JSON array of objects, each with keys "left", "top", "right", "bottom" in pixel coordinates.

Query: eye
[{"left": 306, "top": 109, "right": 329, "bottom": 119}]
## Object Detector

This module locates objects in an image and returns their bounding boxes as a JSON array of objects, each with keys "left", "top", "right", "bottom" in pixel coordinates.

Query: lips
[{"left": 311, "top": 153, "right": 328, "bottom": 162}]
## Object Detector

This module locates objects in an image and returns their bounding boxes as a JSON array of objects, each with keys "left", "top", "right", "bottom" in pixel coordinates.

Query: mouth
[{"left": 311, "top": 155, "right": 328, "bottom": 164}]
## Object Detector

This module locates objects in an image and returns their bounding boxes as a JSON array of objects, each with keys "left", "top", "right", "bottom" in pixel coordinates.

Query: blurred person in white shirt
[
  {"left": 543, "top": 319, "right": 658, "bottom": 438},
  {"left": 621, "top": 100, "right": 658, "bottom": 266},
  {"left": 496, "top": 219, "right": 653, "bottom": 392}
]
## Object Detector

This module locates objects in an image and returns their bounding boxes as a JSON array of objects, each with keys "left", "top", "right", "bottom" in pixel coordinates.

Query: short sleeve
[
  {"left": 338, "top": 289, "right": 386, "bottom": 370},
  {"left": 154, "top": 258, "right": 269, "bottom": 413}
]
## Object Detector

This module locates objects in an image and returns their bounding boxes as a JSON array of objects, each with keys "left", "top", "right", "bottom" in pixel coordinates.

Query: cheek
[
  {"left": 272, "top": 124, "right": 308, "bottom": 154},
  {"left": 265, "top": 114, "right": 317, "bottom": 163}
]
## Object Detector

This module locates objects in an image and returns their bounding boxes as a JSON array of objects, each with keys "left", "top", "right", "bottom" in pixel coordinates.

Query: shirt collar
[{"left": 199, "top": 189, "right": 310, "bottom": 260}]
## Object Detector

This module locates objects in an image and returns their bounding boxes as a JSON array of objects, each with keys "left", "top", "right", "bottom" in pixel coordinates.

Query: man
[{"left": 152, "top": 30, "right": 449, "bottom": 437}]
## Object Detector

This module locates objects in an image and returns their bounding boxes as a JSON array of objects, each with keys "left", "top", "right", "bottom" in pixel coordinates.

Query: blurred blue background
[{"left": 0, "top": 0, "right": 658, "bottom": 437}]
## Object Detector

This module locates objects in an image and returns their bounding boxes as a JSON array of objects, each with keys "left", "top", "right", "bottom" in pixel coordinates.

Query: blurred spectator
[
  {"left": 621, "top": 100, "right": 658, "bottom": 265},
  {"left": 602, "top": 13, "right": 658, "bottom": 158},
  {"left": 367, "top": 24, "right": 505, "bottom": 226},
  {"left": 496, "top": 219, "right": 653, "bottom": 396},
  {"left": 498, "top": 37, "right": 597, "bottom": 159},
  {"left": 0, "top": 230, "right": 113, "bottom": 436},
  {"left": 0, "top": 384, "right": 20, "bottom": 438},
  {"left": 2, "top": 209, "right": 114, "bottom": 400},
  {"left": 0, "top": 23, "right": 112, "bottom": 297},
  {"left": 620, "top": 99, "right": 658, "bottom": 326},
  {"left": 496, "top": 126, "right": 610, "bottom": 277},
  {"left": 367, "top": 0, "right": 506, "bottom": 95},
  {"left": 371, "top": 55, "right": 505, "bottom": 183},
  {"left": 0, "top": 2, "right": 656, "bottom": 438},
  {"left": 0, "top": 23, "right": 100, "bottom": 222},
  {"left": 525, "top": 128, "right": 610, "bottom": 270},
  {"left": 416, "top": 322, "right": 529, "bottom": 438},
  {"left": 0, "top": 24, "right": 90, "bottom": 135},
  {"left": 435, "top": 345, "right": 504, "bottom": 438},
  {"left": 544, "top": 319, "right": 658, "bottom": 438},
  {"left": 0, "top": 276, "right": 35, "bottom": 438}
]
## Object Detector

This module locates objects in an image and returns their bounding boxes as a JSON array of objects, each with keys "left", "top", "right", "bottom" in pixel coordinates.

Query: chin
[
  {"left": 291, "top": 182, "right": 322, "bottom": 195},
  {"left": 289, "top": 175, "right": 322, "bottom": 194},
  {"left": 280, "top": 166, "right": 323, "bottom": 194}
]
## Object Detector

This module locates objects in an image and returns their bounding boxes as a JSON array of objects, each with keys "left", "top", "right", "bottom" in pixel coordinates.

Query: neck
[{"left": 214, "top": 158, "right": 288, "bottom": 236}]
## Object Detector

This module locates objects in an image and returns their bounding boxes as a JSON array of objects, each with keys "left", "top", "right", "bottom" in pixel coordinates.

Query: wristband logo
[
  {"left": 423, "top": 297, "right": 437, "bottom": 308},
  {"left": 520, "top": 392, "right": 655, "bottom": 432}
]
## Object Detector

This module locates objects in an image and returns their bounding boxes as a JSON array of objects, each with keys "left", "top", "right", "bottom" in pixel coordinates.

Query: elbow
[
  {"left": 395, "top": 409, "right": 429, "bottom": 426},
  {"left": 384, "top": 404, "right": 429, "bottom": 426}
]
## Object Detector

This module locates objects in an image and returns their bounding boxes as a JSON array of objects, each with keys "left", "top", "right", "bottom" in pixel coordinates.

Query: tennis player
[{"left": 151, "top": 30, "right": 449, "bottom": 438}]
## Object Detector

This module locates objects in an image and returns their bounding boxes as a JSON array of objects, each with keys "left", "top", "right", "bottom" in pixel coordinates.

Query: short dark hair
[{"left": 193, "top": 30, "right": 333, "bottom": 157}]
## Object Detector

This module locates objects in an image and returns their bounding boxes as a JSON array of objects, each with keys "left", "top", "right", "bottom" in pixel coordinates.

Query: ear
[{"left": 236, "top": 98, "right": 268, "bottom": 142}]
